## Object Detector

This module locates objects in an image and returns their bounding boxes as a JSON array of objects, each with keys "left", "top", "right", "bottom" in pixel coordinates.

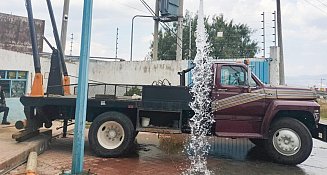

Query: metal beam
[
  {"left": 71, "top": 0, "right": 93, "bottom": 173},
  {"left": 130, "top": 15, "right": 154, "bottom": 61},
  {"left": 46, "top": 0, "right": 68, "bottom": 76},
  {"left": 25, "top": 0, "right": 41, "bottom": 73}
]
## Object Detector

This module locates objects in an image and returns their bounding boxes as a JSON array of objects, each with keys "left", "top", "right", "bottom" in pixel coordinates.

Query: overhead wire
[
  {"left": 314, "top": 0, "right": 327, "bottom": 8},
  {"left": 138, "top": 0, "right": 258, "bottom": 59},
  {"left": 302, "top": 0, "right": 327, "bottom": 16},
  {"left": 115, "top": 1, "right": 149, "bottom": 14},
  {"left": 139, "top": 0, "right": 185, "bottom": 51},
  {"left": 140, "top": 0, "right": 156, "bottom": 16}
]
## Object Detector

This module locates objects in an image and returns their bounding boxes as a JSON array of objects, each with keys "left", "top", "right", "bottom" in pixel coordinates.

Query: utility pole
[
  {"left": 153, "top": 0, "right": 159, "bottom": 61},
  {"left": 277, "top": 0, "right": 285, "bottom": 85},
  {"left": 176, "top": 0, "right": 184, "bottom": 61},
  {"left": 60, "top": 0, "right": 70, "bottom": 55},
  {"left": 188, "top": 15, "right": 192, "bottom": 60},
  {"left": 115, "top": 27, "right": 119, "bottom": 58},
  {"left": 272, "top": 11, "right": 277, "bottom": 46},
  {"left": 261, "top": 12, "right": 265, "bottom": 58}
]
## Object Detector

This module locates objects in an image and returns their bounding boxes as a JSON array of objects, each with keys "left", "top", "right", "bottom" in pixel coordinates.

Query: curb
[{"left": 0, "top": 130, "right": 51, "bottom": 175}]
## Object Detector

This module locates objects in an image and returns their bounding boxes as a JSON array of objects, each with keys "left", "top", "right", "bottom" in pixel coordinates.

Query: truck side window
[{"left": 221, "top": 66, "right": 257, "bottom": 87}]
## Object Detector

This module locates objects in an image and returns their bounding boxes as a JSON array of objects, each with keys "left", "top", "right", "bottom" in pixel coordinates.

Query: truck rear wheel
[
  {"left": 265, "top": 117, "right": 313, "bottom": 165},
  {"left": 88, "top": 111, "right": 135, "bottom": 157}
]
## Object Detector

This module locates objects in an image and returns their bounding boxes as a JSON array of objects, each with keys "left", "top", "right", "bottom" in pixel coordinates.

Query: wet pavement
[{"left": 8, "top": 131, "right": 327, "bottom": 175}]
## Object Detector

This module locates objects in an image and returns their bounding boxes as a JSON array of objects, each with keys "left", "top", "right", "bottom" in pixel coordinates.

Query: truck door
[{"left": 212, "top": 64, "right": 266, "bottom": 137}]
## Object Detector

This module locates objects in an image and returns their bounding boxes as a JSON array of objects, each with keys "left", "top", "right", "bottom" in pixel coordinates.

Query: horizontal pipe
[{"left": 26, "top": 152, "right": 37, "bottom": 175}]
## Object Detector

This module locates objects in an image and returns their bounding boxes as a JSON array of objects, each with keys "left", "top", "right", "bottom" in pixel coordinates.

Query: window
[
  {"left": 0, "top": 81, "right": 10, "bottom": 98},
  {"left": 7, "top": 71, "right": 17, "bottom": 79},
  {"left": 18, "top": 71, "right": 27, "bottom": 79},
  {"left": 11, "top": 81, "right": 26, "bottom": 97},
  {"left": 0, "top": 70, "right": 28, "bottom": 98},
  {"left": 221, "top": 66, "right": 257, "bottom": 87},
  {"left": 0, "top": 71, "right": 5, "bottom": 79}
]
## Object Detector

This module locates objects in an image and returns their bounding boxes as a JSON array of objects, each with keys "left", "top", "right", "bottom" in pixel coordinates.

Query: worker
[{"left": 0, "top": 86, "right": 10, "bottom": 125}]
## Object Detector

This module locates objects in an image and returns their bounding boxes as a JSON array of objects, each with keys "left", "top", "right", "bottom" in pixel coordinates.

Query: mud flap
[{"left": 314, "top": 123, "right": 327, "bottom": 142}]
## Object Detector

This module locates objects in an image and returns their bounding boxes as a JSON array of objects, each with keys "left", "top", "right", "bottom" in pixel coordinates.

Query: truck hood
[{"left": 264, "top": 85, "right": 317, "bottom": 100}]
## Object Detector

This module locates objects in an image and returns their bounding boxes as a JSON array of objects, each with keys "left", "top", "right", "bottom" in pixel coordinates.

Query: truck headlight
[{"left": 314, "top": 110, "right": 320, "bottom": 122}]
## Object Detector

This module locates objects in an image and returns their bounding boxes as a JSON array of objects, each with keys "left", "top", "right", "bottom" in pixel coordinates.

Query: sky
[{"left": 1, "top": 0, "right": 327, "bottom": 86}]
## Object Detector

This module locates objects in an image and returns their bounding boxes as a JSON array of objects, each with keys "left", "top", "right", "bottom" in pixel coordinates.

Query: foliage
[
  {"left": 151, "top": 11, "right": 259, "bottom": 60},
  {"left": 318, "top": 99, "right": 327, "bottom": 120},
  {"left": 124, "top": 86, "right": 142, "bottom": 96}
]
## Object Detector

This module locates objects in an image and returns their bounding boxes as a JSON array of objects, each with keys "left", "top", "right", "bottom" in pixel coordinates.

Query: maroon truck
[{"left": 17, "top": 61, "right": 327, "bottom": 165}]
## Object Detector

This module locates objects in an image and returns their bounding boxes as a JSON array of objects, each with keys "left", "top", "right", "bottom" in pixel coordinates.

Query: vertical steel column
[
  {"left": 46, "top": 0, "right": 68, "bottom": 76},
  {"left": 25, "top": 0, "right": 41, "bottom": 73},
  {"left": 71, "top": 0, "right": 93, "bottom": 174}
]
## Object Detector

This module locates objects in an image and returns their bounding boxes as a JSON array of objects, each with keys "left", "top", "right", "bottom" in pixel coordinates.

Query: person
[{"left": 0, "top": 86, "right": 10, "bottom": 125}]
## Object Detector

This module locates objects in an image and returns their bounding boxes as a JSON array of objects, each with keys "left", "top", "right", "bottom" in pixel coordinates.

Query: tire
[
  {"left": 88, "top": 111, "right": 135, "bottom": 157},
  {"left": 265, "top": 117, "right": 313, "bottom": 165},
  {"left": 249, "top": 138, "right": 265, "bottom": 147}
]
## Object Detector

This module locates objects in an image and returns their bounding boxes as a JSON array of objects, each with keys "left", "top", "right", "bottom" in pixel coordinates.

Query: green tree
[{"left": 151, "top": 12, "right": 259, "bottom": 60}]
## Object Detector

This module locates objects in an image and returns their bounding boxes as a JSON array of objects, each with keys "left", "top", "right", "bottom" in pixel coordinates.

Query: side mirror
[{"left": 247, "top": 86, "right": 252, "bottom": 93}]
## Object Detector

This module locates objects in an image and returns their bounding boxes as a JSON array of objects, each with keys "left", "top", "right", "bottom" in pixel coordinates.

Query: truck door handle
[{"left": 217, "top": 89, "right": 227, "bottom": 91}]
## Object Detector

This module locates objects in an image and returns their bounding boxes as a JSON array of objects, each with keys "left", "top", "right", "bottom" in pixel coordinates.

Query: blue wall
[
  {"left": 0, "top": 98, "right": 25, "bottom": 123},
  {"left": 250, "top": 60, "right": 270, "bottom": 84}
]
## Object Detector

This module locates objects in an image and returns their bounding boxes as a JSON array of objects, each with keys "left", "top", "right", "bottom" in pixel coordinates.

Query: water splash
[{"left": 183, "top": 0, "right": 214, "bottom": 174}]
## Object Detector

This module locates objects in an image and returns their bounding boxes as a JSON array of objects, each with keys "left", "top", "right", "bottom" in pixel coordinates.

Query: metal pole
[
  {"left": 25, "top": 0, "right": 41, "bottom": 73},
  {"left": 153, "top": 0, "right": 159, "bottom": 61},
  {"left": 70, "top": 33, "right": 73, "bottom": 56},
  {"left": 46, "top": 0, "right": 68, "bottom": 76},
  {"left": 130, "top": 16, "right": 135, "bottom": 61},
  {"left": 261, "top": 12, "right": 265, "bottom": 58},
  {"left": 71, "top": 0, "right": 93, "bottom": 173},
  {"left": 272, "top": 11, "right": 277, "bottom": 46},
  {"left": 115, "top": 27, "right": 119, "bottom": 58},
  {"left": 277, "top": 0, "right": 285, "bottom": 85},
  {"left": 188, "top": 15, "right": 192, "bottom": 60},
  {"left": 176, "top": 0, "right": 184, "bottom": 61},
  {"left": 60, "top": 0, "right": 70, "bottom": 53},
  {"left": 130, "top": 15, "right": 154, "bottom": 61}
]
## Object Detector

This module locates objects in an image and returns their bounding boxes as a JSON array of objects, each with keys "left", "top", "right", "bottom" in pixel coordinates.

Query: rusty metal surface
[{"left": 0, "top": 12, "right": 44, "bottom": 53}]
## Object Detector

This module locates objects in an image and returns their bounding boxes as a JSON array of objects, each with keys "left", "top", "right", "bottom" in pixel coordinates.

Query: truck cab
[{"left": 211, "top": 62, "right": 321, "bottom": 165}]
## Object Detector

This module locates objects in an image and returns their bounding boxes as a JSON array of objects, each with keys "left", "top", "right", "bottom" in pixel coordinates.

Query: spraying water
[{"left": 183, "top": 0, "right": 214, "bottom": 174}]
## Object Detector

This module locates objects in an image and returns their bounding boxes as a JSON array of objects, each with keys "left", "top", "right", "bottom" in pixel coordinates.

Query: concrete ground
[
  {"left": 0, "top": 125, "right": 50, "bottom": 175},
  {"left": 0, "top": 121, "right": 74, "bottom": 175},
  {"left": 7, "top": 130, "right": 327, "bottom": 175}
]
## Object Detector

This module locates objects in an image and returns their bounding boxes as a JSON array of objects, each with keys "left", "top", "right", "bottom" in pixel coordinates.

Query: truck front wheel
[
  {"left": 265, "top": 117, "right": 313, "bottom": 165},
  {"left": 88, "top": 111, "right": 135, "bottom": 157}
]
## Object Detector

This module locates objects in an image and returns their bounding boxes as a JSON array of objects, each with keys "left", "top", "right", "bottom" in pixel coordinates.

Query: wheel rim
[
  {"left": 97, "top": 121, "right": 125, "bottom": 150},
  {"left": 272, "top": 128, "right": 301, "bottom": 156}
]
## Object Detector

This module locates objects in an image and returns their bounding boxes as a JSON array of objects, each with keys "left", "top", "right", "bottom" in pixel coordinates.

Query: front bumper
[{"left": 313, "top": 123, "right": 327, "bottom": 142}]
